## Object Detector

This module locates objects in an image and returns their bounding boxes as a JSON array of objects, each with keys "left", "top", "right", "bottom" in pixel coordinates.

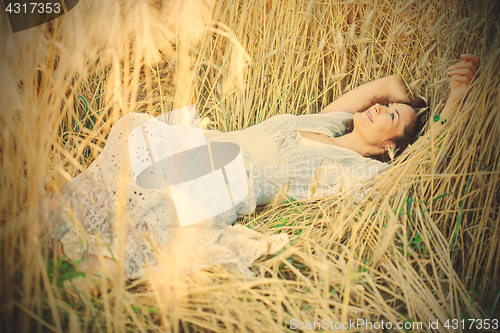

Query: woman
[{"left": 53, "top": 54, "right": 480, "bottom": 279}]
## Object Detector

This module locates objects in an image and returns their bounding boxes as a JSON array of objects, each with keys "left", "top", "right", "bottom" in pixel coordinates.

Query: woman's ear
[{"left": 384, "top": 145, "right": 396, "bottom": 160}]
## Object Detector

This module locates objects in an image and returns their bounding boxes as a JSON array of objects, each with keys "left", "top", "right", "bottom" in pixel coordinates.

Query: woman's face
[{"left": 352, "top": 102, "right": 415, "bottom": 150}]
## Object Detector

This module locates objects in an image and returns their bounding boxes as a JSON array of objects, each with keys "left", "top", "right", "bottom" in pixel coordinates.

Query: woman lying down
[{"left": 51, "top": 54, "right": 480, "bottom": 279}]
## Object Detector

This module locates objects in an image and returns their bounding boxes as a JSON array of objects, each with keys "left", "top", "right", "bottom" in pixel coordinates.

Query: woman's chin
[{"left": 352, "top": 113, "right": 364, "bottom": 128}]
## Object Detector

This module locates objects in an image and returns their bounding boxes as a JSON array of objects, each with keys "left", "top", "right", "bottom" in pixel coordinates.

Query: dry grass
[{"left": 1, "top": 0, "right": 500, "bottom": 331}]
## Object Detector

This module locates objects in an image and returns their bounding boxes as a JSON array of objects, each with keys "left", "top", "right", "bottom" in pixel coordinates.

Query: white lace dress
[{"left": 54, "top": 111, "right": 387, "bottom": 279}]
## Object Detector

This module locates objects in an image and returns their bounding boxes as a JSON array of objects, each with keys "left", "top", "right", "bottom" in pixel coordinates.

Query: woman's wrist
[
  {"left": 440, "top": 96, "right": 460, "bottom": 119},
  {"left": 427, "top": 96, "right": 456, "bottom": 136}
]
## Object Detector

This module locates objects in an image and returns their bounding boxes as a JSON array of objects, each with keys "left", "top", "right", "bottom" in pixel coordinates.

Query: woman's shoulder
[
  {"left": 296, "top": 111, "right": 352, "bottom": 123},
  {"left": 250, "top": 113, "right": 297, "bottom": 130},
  {"left": 319, "top": 146, "right": 389, "bottom": 173},
  {"left": 311, "top": 110, "right": 353, "bottom": 119},
  {"left": 292, "top": 111, "right": 352, "bottom": 137},
  {"left": 260, "top": 111, "right": 352, "bottom": 123},
  {"left": 351, "top": 155, "right": 390, "bottom": 179}
]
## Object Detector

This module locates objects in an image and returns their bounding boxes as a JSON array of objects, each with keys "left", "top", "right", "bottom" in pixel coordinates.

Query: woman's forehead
[
  {"left": 394, "top": 103, "right": 415, "bottom": 123},
  {"left": 394, "top": 102, "right": 414, "bottom": 112}
]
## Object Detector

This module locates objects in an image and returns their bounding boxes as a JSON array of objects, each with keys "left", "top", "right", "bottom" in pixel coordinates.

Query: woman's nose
[{"left": 374, "top": 104, "right": 381, "bottom": 114}]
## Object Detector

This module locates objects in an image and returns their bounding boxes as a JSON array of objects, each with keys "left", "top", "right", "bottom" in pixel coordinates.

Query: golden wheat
[{"left": 1, "top": 0, "right": 499, "bottom": 331}]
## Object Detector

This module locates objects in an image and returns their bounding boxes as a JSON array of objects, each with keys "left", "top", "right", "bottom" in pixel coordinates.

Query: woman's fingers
[
  {"left": 448, "top": 59, "right": 478, "bottom": 74},
  {"left": 447, "top": 67, "right": 476, "bottom": 81},
  {"left": 461, "top": 53, "right": 480, "bottom": 66},
  {"left": 447, "top": 67, "right": 478, "bottom": 86},
  {"left": 446, "top": 54, "right": 479, "bottom": 103},
  {"left": 450, "top": 74, "right": 472, "bottom": 85}
]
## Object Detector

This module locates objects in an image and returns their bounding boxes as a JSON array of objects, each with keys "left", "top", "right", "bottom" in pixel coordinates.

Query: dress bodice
[{"left": 201, "top": 112, "right": 388, "bottom": 211}]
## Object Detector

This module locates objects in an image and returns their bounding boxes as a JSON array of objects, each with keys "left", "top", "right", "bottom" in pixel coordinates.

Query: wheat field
[{"left": 1, "top": 0, "right": 500, "bottom": 332}]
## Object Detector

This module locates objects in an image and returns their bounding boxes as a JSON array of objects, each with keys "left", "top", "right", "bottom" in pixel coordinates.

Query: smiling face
[{"left": 352, "top": 102, "right": 416, "bottom": 155}]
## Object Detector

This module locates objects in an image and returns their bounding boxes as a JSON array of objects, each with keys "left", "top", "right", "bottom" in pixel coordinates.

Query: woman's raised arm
[
  {"left": 376, "top": 54, "right": 480, "bottom": 189},
  {"left": 423, "top": 54, "right": 480, "bottom": 137},
  {"left": 319, "top": 75, "right": 411, "bottom": 114}
]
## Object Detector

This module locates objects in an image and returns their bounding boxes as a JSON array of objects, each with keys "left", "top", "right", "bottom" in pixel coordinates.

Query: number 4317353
[
  {"left": 444, "top": 318, "right": 498, "bottom": 330},
  {"left": 5, "top": 3, "right": 61, "bottom": 14}
]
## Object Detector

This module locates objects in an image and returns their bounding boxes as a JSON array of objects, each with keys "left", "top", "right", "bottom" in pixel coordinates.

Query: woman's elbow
[
  {"left": 388, "top": 75, "right": 410, "bottom": 101},
  {"left": 388, "top": 74, "right": 404, "bottom": 86}
]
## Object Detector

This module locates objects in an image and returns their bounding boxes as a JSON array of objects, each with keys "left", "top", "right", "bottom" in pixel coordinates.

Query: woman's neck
[{"left": 329, "top": 132, "right": 370, "bottom": 157}]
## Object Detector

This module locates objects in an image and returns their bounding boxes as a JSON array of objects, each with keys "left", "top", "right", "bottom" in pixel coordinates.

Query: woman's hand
[
  {"left": 447, "top": 54, "right": 480, "bottom": 104},
  {"left": 431, "top": 54, "right": 480, "bottom": 136}
]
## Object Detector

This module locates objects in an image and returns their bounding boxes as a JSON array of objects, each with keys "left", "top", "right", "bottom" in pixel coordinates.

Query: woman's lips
[{"left": 366, "top": 110, "right": 373, "bottom": 122}]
